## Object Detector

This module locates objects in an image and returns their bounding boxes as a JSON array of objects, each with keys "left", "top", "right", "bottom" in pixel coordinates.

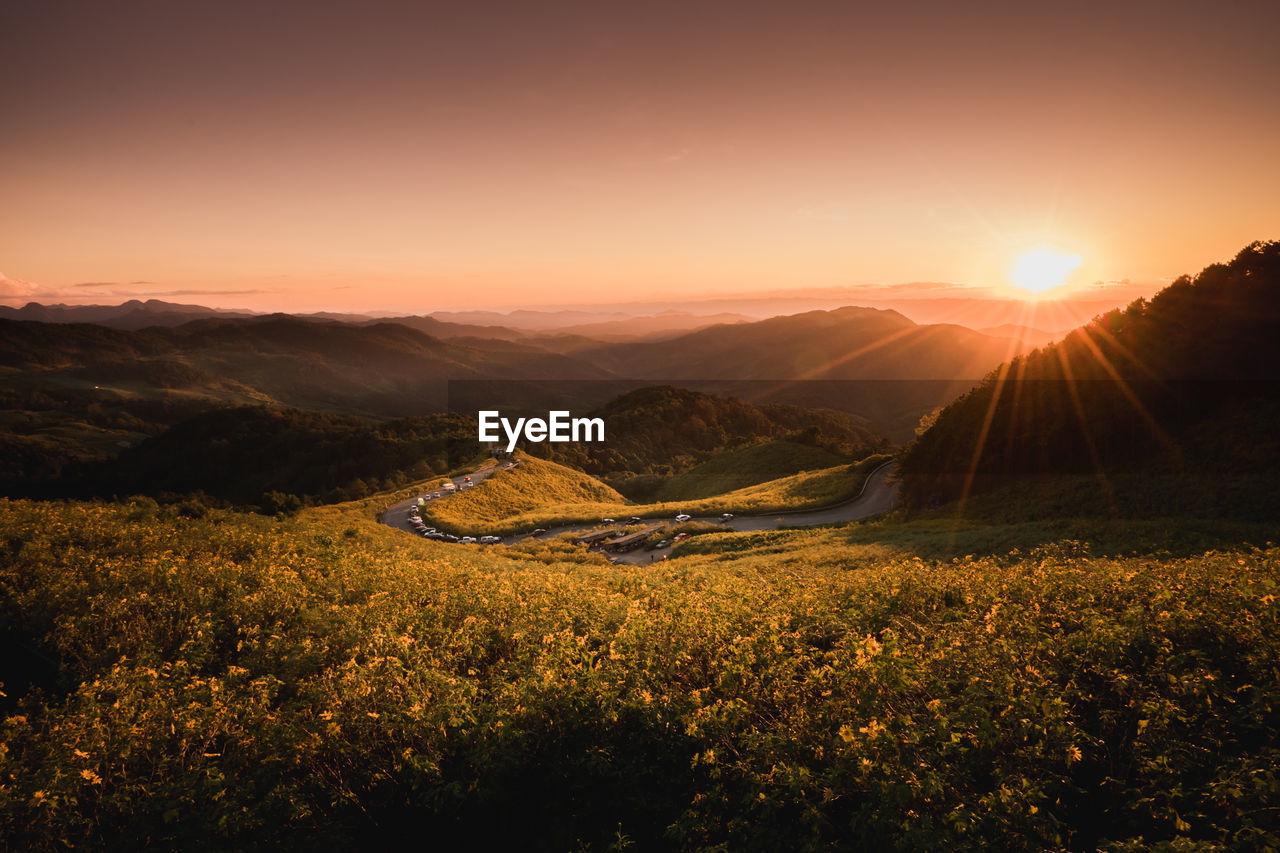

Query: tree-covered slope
[{"left": 898, "top": 241, "right": 1280, "bottom": 518}]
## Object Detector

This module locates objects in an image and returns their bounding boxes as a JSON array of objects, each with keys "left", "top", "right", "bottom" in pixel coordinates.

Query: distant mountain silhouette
[
  {"left": 532, "top": 311, "right": 756, "bottom": 342},
  {"left": 521, "top": 385, "right": 888, "bottom": 498},
  {"left": 577, "top": 306, "right": 1028, "bottom": 380},
  {"left": 0, "top": 315, "right": 612, "bottom": 417},
  {"left": 0, "top": 299, "right": 258, "bottom": 329},
  {"left": 977, "top": 323, "right": 1067, "bottom": 348},
  {"left": 370, "top": 315, "right": 528, "bottom": 340}
]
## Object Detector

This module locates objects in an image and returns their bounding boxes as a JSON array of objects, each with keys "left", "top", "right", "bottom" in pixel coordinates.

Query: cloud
[
  {"left": 1, "top": 277, "right": 274, "bottom": 307},
  {"left": 68, "top": 286, "right": 269, "bottom": 298},
  {"left": 150, "top": 289, "right": 269, "bottom": 297},
  {"left": 0, "top": 272, "right": 40, "bottom": 300}
]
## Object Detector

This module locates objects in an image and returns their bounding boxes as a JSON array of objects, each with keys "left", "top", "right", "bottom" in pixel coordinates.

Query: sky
[{"left": 2, "top": 0, "right": 1277, "bottom": 320}]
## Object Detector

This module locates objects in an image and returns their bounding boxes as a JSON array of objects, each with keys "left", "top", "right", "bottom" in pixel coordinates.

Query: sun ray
[
  {"left": 1070, "top": 322, "right": 1182, "bottom": 460},
  {"left": 1053, "top": 338, "right": 1117, "bottom": 516}
]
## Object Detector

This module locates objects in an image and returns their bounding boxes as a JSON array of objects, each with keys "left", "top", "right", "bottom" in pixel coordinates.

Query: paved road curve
[{"left": 381, "top": 461, "right": 899, "bottom": 564}]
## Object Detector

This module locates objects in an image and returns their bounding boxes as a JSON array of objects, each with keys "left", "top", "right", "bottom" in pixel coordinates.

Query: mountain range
[{"left": 0, "top": 303, "right": 1035, "bottom": 431}]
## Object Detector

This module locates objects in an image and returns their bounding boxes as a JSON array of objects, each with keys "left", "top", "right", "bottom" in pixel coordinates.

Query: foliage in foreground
[{"left": 1, "top": 498, "right": 1278, "bottom": 851}]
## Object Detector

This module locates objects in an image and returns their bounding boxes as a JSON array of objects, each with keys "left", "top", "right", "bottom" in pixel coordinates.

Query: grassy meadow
[
  {"left": 654, "top": 440, "right": 847, "bottom": 502},
  {"left": 416, "top": 453, "right": 892, "bottom": 536},
  {"left": 2, "top": 493, "right": 1277, "bottom": 850}
]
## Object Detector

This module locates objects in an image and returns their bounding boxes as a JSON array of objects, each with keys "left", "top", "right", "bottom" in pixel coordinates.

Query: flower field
[{"left": 1, "top": 497, "right": 1277, "bottom": 850}]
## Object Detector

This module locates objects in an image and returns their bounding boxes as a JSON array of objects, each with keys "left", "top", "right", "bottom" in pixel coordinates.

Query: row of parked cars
[
  {"left": 407, "top": 507, "right": 500, "bottom": 545},
  {"left": 599, "top": 512, "right": 733, "bottom": 525}
]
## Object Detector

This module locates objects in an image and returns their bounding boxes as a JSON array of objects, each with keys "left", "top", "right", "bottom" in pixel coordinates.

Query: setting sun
[{"left": 1010, "top": 248, "right": 1084, "bottom": 294}]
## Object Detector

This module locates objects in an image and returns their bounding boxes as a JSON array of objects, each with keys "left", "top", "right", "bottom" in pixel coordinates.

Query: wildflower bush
[{"left": 1, "top": 497, "right": 1277, "bottom": 850}]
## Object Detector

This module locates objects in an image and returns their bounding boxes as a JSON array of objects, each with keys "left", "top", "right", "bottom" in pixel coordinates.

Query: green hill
[
  {"left": 418, "top": 454, "right": 627, "bottom": 531},
  {"left": 654, "top": 439, "right": 845, "bottom": 501},
  {"left": 529, "top": 385, "right": 889, "bottom": 499},
  {"left": 96, "top": 406, "right": 482, "bottom": 508},
  {"left": 575, "top": 305, "right": 1030, "bottom": 380},
  {"left": 419, "top": 452, "right": 890, "bottom": 535}
]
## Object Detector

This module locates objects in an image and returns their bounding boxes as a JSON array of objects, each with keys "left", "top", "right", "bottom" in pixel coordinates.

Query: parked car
[
  {"left": 720, "top": 513, "right": 734, "bottom": 521},
  {"left": 672, "top": 532, "right": 689, "bottom": 543},
  {"left": 674, "top": 513, "right": 691, "bottom": 522},
  {"left": 479, "top": 535, "right": 501, "bottom": 544},
  {"left": 441, "top": 533, "right": 460, "bottom": 543},
  {"left": 652, "top": 539, "right": 671, "bottom": 549},
  {"left": 530, "top": 528, "right": 548, "bottom": 537},
  {"left": 459, "top": 536, "right": 477, "bottom": 544},
  {"left": 626, "top": 517, "right": 642, "bottom": 525}
]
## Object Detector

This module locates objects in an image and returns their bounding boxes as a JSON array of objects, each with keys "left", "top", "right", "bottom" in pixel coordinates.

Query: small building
[
  {"left": 602, "top": 525, "right": 660, "bottom": 553},
  {"left": 573, "top": 529, "right": 618, "bottom": 546}
]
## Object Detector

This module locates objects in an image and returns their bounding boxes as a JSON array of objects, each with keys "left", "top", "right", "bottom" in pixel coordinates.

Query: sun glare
[{"left": 1010, "top": 248, "right": 1083, "bottom": 295}]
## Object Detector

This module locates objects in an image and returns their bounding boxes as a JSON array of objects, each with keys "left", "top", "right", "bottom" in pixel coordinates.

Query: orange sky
[{"left": 2, "top": 1, "right": 1277, "bottom": 318}]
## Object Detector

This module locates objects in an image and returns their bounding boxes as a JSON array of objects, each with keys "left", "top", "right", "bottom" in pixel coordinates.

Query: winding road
[{"left": 380, "top": 461, "right": 900, "bottom": 564}]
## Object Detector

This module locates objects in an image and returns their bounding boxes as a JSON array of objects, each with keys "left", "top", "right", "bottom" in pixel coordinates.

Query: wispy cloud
[
  {"left": 68, "top": 284, "right": 269, "bottom": 298},
  {"left": 148, "top": 289, "right": 269, "bottom": 297},
  {"left": 0, "top": 272, "right": 39, "bottom": 300},
  {"left": 1, "top": 276, "right": 273, "bottom": 307}
]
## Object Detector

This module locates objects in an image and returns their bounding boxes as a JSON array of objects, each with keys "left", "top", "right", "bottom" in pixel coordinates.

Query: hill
[
  {"left": 522, "top": 385, "right": 889, "bottom": 499},
  {"left": 976, "top": 323, "right": 1067, "bottom": 348},
  {"left": 535, "top": 310, "right": 756, "bottom": 342},
  {"left": 654, "top": 439, "right": 846, "bottom": 501},
  {"left": 420, "top": 452, "right": 890, "bottom": 535},
  {"left": 418, "top": 454, "right": 627, "bottom": 531},
  {"left": 576, "top": 305, "right": 1029, "bottom": 381},
  {"left": 0, "top": 298, "right": 259, "bottom": 329},
  {"left": 370, "top": 315, "right": 528, "bottom": 340},
  {"left": 898, "top": 240, "right": 1280, "bottom": 519},
  {"left": 94, "top": 407, "right": 481, "bottom": 508},
  {"left": 0, "top": 315, "right": 605, "bottom": 501},
  {"left": 0, "top": 303, "right": 1036, "bottom": 448},
  {"left": 0, "top": 315, "right": 612, "bottom": 449}
]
